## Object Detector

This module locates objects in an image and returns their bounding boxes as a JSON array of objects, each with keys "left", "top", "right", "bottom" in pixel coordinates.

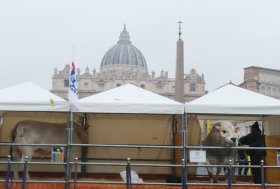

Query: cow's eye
[{"left": 222, "top": 130, "right": 227, "bottom": 134}]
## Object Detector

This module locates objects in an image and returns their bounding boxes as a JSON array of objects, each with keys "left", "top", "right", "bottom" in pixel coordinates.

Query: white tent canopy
[
  {"left": 0, "top": 82, "right": 69, "bottom": 112},
  {"left": 78, "top": 83, "right": 184, "bottom": 114},
  {"left": 185, "top": 84, "right": 280, "bottom": 115}
]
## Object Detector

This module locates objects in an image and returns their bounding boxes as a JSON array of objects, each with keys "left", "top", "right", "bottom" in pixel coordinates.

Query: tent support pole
[
  {"left": 65, "top": 111, "right": 73, "bottom": 189},
  {"left": 182, "top": 113, "right": 187, "bottom": 189},
  {"left": 81, "top": 113, "right": 88, "bottom": 176},
  {"left": 172, "top": 115, "right": 177, "bottom": 176}
]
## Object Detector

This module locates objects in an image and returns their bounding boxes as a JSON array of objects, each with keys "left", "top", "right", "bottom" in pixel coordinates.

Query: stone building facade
[
  {"left": 51, "top": 26, "right": 206, "bottom": 102},
  {"left": 240, "top": 66, "right": 280, "bottom": 99}
]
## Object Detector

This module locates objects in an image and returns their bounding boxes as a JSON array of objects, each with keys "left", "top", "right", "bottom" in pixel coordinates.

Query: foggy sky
[{"left": 0, "top": 0, "right": 279, "bottom": 92}]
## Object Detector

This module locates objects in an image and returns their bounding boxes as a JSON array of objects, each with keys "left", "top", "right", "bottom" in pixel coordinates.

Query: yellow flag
[
  {"left": 207, "top": 120, "right": 211, "bottom": 135},
  {"left": 50, "top": 98, "right": 55, "bottom": 106}
]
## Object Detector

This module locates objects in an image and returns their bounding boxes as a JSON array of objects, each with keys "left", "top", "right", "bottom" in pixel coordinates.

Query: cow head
[{"left": 214, "top": 121, "right": 239, "bottom": 144}]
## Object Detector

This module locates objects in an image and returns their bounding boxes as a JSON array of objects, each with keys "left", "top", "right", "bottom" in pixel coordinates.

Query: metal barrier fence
[{"left": 0, "top": 142, "right": 280, "bottom": 188}]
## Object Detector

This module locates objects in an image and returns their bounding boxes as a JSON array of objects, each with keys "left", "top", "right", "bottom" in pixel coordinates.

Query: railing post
[
  {"left": 126, "top": 158, "right": 132, "bottom": 189},
  {"left": 74, "top": 157, "right": 78, "bottom": 189},
  {"left": 181, "top": 158, "right": 186, "bottom": 189},
  {"left": 5, "top": 155, "right": 13, "bottom": 189},
  {"left": 22, "top": 156, "right": 28, "bottom": 189},
  {"left": 261, "top": 160, "right": 265, "bottom": 189},
  {"left": 227, "top": 159, "right": 232, "bottom": 189}
]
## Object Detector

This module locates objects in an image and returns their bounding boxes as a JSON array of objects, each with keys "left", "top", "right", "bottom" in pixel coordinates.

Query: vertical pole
[
  {"left": 228, "top": 159, "right": 232, "bottom": 189},
  {"left": 126, "top": 158, "right": 131, "bottom": 189},
  {"left": 81, "top": 113, "right": 88, "bottom": 175},
  {"left": 181, "top": 159, "right": 186, "bottom": 189},
  {"left": 74, "top": 157, "right": 78, "bottom": 189},
  {"left": 172, "top": 115, "right": 177, "bottom": 176},
  {"left": 65, "top": 111, "right": 73, "bottom": 189},
  {"left": 182, "top": 113, "right": 187, "bottom": 189},
  {"left": 261, "top": 160, "right": 265, "bottom": 189},
  {"left": 22, "top": 156, "right": 28, "bottom": 189},
  {"left": 5, "top": 155, "right": 13, "bottom": 189}
]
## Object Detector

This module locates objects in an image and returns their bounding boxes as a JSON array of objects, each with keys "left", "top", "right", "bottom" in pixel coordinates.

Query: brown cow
[{"left": 11, "top": 120, "right": 88, "bottom": 179}]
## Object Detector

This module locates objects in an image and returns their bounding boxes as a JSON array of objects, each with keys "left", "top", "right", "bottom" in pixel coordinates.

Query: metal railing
[{"left": 0, "top": 142, "right": 279, "bottom": 188}]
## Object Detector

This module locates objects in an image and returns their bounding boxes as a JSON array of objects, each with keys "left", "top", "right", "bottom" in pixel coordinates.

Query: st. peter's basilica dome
[{"left": 100, "top": 25, "right": 148, "bottom": 78}]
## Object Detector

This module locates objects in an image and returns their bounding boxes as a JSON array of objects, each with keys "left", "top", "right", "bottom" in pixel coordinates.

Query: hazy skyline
[{"left": 1, "top": 0, "right": 280, "bottom": 92}]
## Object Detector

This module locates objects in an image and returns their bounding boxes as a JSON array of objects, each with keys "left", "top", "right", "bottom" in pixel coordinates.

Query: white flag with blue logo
[{"left": 68, "top": 62, "right": 79, "bottom": 110}]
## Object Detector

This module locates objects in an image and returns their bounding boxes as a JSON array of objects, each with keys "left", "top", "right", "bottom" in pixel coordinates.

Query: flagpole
[
  {"left": 66, "top": 45, "right": 76, "bottom": 189},
  {"left": 72, "top": 45, "right": 75, "bottom": 63}
]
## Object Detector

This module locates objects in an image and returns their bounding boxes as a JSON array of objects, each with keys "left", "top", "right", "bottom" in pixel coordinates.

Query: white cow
[
  {"left": 203, "top": 121, "right": 239, "bottom": 183},
  {"left": 10, "top": 120, "right": 88, "bottom": 179}
]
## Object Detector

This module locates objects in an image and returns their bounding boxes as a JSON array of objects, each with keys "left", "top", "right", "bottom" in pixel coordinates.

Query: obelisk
[{"left": 175, "top": 21, "right": 184, "bottom": 102}]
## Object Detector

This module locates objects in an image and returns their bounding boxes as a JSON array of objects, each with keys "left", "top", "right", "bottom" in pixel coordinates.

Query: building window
[
  {"left": 117, "top": 83, "right": 121, "bottom": 87},
  {"left": 259, "top": 73, "right": 265, "bottom": 82},
  {"left": 156, "top": 85, "right": 163, "bottom": 89},
  {"left": 84, "top": 83, "right": 88, "bottom": 87},
  {"left": 64, "top": 80, "right": 69, "bottom": 87},
  {"left": 260, "top": 86, "right": 265, "bottom": 94},
  {"left": 272, "top": 88, "right": 277, "bottom": 96},
  {"left": 98, "top": 83, "right": 104, "bottom": 88},
  {"left": 266, "top": 74, "right": 271, "bottom": 83},
  {"left": 190, "top": 83, "right": 196, "bottom": 92},
  {"left": 267, "top": 87, "right": 271, "bottom": 96},
  {"left": 271, "top": 75, "right": 276, "bottom": 83},
  {"left": 140, "top": 84, "right": 145, "bottom": 88}
]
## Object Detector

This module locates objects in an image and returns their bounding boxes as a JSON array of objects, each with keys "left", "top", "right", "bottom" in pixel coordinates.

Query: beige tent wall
[
  {"left": 175, "top": 115, "right": 202, "bottom": 177},
  {"left": 86, "top": 114, "right": 174, "bottom": 175},
  {"left": 0, "top": 111, "right": 71, "bottom": 173},
  {"left": 263, "top": 116, "right": 280, "bottom": 184}
]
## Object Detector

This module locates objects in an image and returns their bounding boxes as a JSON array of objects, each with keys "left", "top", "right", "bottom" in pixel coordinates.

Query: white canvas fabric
[
  {"left": 185, "top": 83, "right": 280, "bottom": 115},
  {"left": 78, "top": 84, "right": 184, "bottom": 114},
  {"left": 0, "top": 82, "right": 69, "bottom": 112}
]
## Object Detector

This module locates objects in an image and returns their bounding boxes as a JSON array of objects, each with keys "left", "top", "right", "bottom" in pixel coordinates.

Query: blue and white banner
[{"left": 68, "top": 62, "right": 79, "bottom": 110}]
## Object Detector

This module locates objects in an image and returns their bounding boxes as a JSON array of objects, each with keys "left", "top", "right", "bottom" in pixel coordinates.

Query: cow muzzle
[{"left": 230, "top": 138, "right": 236, "bottom": 143}]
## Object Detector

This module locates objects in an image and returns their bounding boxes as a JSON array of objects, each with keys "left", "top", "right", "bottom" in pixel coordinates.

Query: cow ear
[
  {"left": 214, "top": 122, "right": 222, "bottom": 130},
  {"left": 235, "top": 127, "right": 240, "bottom": 133}
]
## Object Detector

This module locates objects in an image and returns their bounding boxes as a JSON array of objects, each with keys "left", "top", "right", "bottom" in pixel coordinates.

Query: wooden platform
[
  {"left": 4, "top": 183, "right": 280, "bottom": 189},
  {"left": 2, "top": 173, "right": 279, "bottom": 189}
]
